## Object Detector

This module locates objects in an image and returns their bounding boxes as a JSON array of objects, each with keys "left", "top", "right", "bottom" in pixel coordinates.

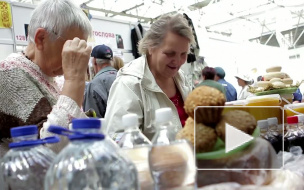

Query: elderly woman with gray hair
[
  {"left": 0, "top": 0, "right": 92, "bottom": 154},
  {"left": 104, "top": 14, "right": 195, "bottom": 140}
]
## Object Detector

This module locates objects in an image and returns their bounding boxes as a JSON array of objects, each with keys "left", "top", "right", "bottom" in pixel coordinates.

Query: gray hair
[
  {"left": 138, "top": 13, "right": 195, "bottom": 55},
  {"left": 96, "top": 58, "right": 112, "bottom": 65},
  {"left": 28, "top": 0, "right": 92, "bottom": 43}
]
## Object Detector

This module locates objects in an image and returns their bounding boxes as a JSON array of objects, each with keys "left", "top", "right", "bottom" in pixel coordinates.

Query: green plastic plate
[
  {"left": 196, "top": 126, "right": 260, "bottom": 160},
  {"left": 255, "top": 87, "right": 298, "bottom": 96}
]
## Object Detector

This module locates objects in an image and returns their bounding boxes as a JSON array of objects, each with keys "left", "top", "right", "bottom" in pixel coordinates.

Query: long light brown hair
[{"left": 112, "top": 56, "right": 124, "bottom": 70}]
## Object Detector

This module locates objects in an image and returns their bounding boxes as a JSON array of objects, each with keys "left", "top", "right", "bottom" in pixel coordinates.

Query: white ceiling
[{"left": 11, "top": 0, "right": 304, "bottom": 46}]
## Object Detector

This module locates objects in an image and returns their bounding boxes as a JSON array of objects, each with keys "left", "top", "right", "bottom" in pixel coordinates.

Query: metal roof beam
[
  {"left": 109, "top": 3, "right": 144, "bottom": 17},
  {"left": 81, "top": 3, "right": 153, "bottom": 23},
  {"left": 188, "top": 0, "right": 216, "bottom": 11}
]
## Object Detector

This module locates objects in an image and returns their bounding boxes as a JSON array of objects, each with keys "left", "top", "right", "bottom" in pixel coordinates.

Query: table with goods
[{"left": 1, "top": 66, "right": 304, "bottom": 190}]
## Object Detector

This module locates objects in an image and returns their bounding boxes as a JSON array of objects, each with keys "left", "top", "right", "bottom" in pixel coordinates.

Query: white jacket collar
[{"left": 118, "top": 55, "right": 189, "bottom": 97}]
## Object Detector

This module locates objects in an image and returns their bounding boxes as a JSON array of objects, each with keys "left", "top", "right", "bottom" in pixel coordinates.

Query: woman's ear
[
  {"left": 34, "top": 28, "right": 48, "bottom": 51},
  {"left": 148, "top": 48, "right": 154, "bottom": 55}
]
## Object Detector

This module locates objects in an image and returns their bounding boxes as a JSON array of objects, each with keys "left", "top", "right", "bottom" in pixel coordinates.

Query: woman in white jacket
[
  {"left": 235, "top": 74, "right": 254, "bottom": 100},
  {"left": 104, "top": 14, "right": 196, "bottom": 140}
]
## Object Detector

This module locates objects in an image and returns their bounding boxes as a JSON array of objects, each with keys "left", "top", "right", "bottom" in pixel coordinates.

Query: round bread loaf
[
  {"left": 263, "top": 72, "right": 286, "bottom": 81},
  {"left": 271, "top": 81, "right": 286, "bottom": 88},
  {"left": 184, "top": 85, "right": 226, "bottom": 127},
  {"left": 282, "top": 78, "right": 293, "bottom": 85},
  {"left": 176, "top": 117, "right": 217, "bottom": 153},
  {"left": 266, "top": 66, "right": 282, "bottom": 73},
  {"left": 269, "top": 78, "right": 282, "bottom": 82},
  {"left": 256, "top": 81, "right": 271, "bottom": 88},
  {"left": 216, "top": 110, "right": 257, "bottom": 142}
]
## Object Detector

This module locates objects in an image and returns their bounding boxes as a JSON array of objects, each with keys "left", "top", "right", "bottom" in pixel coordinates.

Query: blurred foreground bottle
[
  {"left": 118, "top": 113, "right": 154, "bottom": 190},
  {"left": 149, "top": 108, "right": 196, "bottom": 190},
  {"left": 45, "top": 118, "right": 138, "bottom": 190},
  {"left": 258, "top": 119, "right": 281, "bottom": 153},
  {"left": 267, "top": 117, "right": 283, "bottom": 153},
  {"left": 0, "top": 125, "right": 58, "bottom": 190},
  {"left": 284, "top": 116, "right": 304, "bottom": 152},
  {"left": 297, "top": 115, "right": 304, "bottom": 131}
]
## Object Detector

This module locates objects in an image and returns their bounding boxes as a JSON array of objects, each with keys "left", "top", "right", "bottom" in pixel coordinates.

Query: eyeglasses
[
  {"left": 44, "top": 27, "right": 67, "bottom": 41},
  {"left": 52, "top": 30, "right": 67, "bottom": 41}
]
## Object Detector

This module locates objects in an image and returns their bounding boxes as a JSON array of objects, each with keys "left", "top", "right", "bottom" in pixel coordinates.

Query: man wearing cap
[
  {"left": 214, "top": 67, "right": 237, "bottom": 102},
  {"left": 83, "top": 44, "right": 117, "bottom": 118}
]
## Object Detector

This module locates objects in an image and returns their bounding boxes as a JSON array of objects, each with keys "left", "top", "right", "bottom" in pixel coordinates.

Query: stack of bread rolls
[
  {"left": 256, "top": 66, "right": 293, "bottom": 90},
  {"left": 177, "top": 85, "right": 257, "bottom": 153}
]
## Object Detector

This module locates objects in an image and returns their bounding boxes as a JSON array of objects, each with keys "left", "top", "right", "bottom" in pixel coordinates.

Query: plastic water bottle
[
  {"left": 267, "top": 117, "right": 280, "bottom": 137},
  {"left": 267, "top": 117, "right": 283, "bottom": 152},
  {"left": 99, "top": 118, "right": 121, "bottom": 149},
  {"left": 258, "top": 119, "right": 280, "bottom": 153},
  {"left": 149, "top": 108, "right": 196, "bottom": 190},
  {"left": 296, "top": 115, "right": 304, "bottom": 131},
  {"left": 119, "top": 113, "right": 152, "bottom": 148},
  {"left": 99, "top": 118, "right": 140, "bottom": 183},
  {"left": 267, "top": 117, "right": 282, "bottom": 152},
  {"left": 284, "top": 116, "right": 304, "bottom": 152},
  {"left": 0, "top": 125, "right": 58, "bottom": 190},
  {"left": 118, "top": 113, "right": 154, "bottom": 190},
  {"left": 45, "top": 118, "right": 138, "bottom": 190}
]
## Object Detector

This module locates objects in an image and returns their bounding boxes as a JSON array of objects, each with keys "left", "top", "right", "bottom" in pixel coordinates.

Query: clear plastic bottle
[
  {"left": 284, "top": 116, "right": 304, "bottom": 152},
  {"left": 118, "top": 113, "right": 154, "bottom": 190},
  {"left": 45, "top": 118, "right": 138, "bottom": 190},
  {"left": 119, "top": 113, "right": 152, "bottom": 148},
  {"left": 258, "top": 119, "right": 280, "bottom": 153},
  {"left": 149, "top": 108, "right": 196, "bottom": 190},
  {"left": 267, "top": 117, "right": 282, "bottom": 152},
  {"left": 296, "top": 115, "right": 304, "bottom": 131},
  {"left": 0, "top": 125, "right": 57, "bottom": 190},
  {"left": 99, "top": 118, "right": 120, "bottom": 149},
  {"left": 99, "top": 118, "right": 139, "bottom": 188}
]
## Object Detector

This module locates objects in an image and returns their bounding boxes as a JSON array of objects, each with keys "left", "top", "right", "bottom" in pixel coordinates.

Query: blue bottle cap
[
  {"left": 9, "top": 136, "right": 60, "bottom": 148},
  {"left": 72, "top": 118, "right": 101, "bottom": 129},
  {"left": 10, "top": 125, "right": 38, "bottom": 137}
]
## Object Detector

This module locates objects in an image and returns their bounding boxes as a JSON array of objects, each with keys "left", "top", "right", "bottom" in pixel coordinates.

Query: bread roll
[
  {"left": 184, "top": 86, "right": 226, "bottom": 127},
  {"left": 176, "top": 117, "right": 217, "bottom": 153},
  {"left": 271, "top": 81, "right": 286, "bottom": 88},
  {"left": 256, "top": 81, "right": 271, "bottom": 88},
  {"left": 282, "top": 78, "right": 293, "bottom": 85},
  {"left": 216, "top": 110, "right": 256, "bottom": 142},
  {"left": 266, "top": 66, "right": 282, "bottom": 73},
  {"left": 270, "top": 78, "right": 282, "bottom": 82},
  {"left": 263, "top": 72, "right": 286, "bottom": 81}
]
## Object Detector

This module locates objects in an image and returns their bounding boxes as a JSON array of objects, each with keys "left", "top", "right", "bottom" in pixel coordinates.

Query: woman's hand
[
  {"left": 62, "top": 37, "right": 92, "bottom": 82},
  {"left": 61, "top": 37, "right": 92, "bottom": 107}
]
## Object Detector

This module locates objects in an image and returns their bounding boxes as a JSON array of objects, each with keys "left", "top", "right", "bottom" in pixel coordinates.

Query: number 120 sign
[{"left": 16, "top": 35, "right": 26, "bottom": 41}]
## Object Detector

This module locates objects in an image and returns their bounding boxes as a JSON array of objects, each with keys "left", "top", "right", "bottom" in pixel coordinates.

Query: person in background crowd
[
  {"left": 257, "top": 75, "right": 263, "bottom": 82},
  {"left": 235, "top": 73, "right": 254, "bottom": 100},
  {"left": 105, "top": 14, "right": 195, "bottom": 140},
  {"left": 112, "top": 56, "right": 124, "bottom": 71},
  {"left": 197, "top": 66, "right": 226, "bottom": 97},
  {"left": 214, "top": 67, "right": 237, "bottom": 102},
  {"left": 83, "top": 45, "right": 117, "bottom": 118},
  {"left": 0, "top": 0, "right": 92, "bottom": 155},
  {"left": 293, "top": 88, "right": 302, "bottom": 103}
]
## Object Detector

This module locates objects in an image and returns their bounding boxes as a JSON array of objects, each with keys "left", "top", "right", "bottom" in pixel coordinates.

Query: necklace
[{"left": 21, "top": 51, "right": 33, "bottom": 62}]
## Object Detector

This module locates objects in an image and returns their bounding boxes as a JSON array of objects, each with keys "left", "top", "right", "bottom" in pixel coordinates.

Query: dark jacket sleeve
[
  {"left": 131, "top": 28, "right": 140, "bottom": 59},
  {"left": 83, "top": 82, "right": 106, "bottom": 118}
]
